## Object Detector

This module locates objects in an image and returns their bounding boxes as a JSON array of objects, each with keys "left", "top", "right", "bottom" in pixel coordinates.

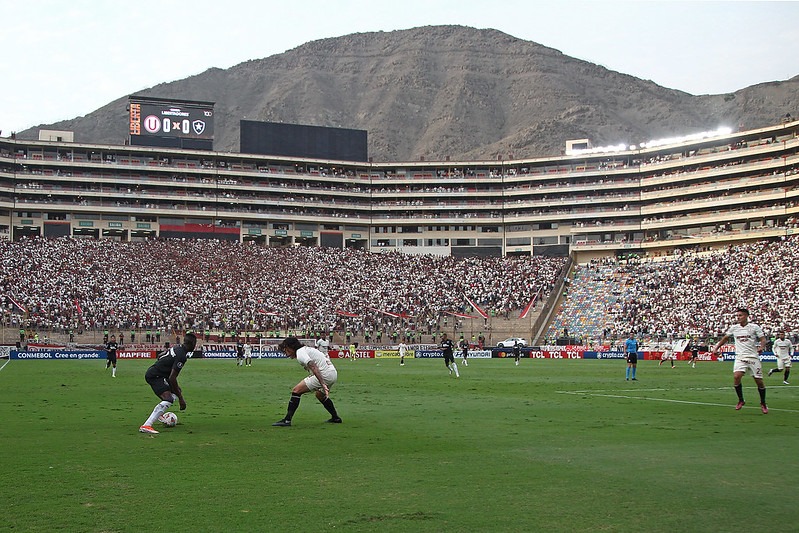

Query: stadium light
[{"left": 565, "top": 126, "right": 734, "bottom": 156}]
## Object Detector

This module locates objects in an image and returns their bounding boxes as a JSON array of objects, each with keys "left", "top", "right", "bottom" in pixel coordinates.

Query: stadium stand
[
  {"left": 0, "top": 238, "right": 564, "bottom": 345},
  {"left": 546, "top": 236, "right": 799, "bottom": 344},
  {"left": 1, "top": 118, "right": 798, "bottom": 345}
]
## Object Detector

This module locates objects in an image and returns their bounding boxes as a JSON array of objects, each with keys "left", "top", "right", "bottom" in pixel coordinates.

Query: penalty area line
[{"left": 557, "top": 390, "right": 799, "bottom": 413}]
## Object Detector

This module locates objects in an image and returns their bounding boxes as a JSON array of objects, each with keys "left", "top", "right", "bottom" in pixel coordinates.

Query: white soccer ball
[{"left": 159, "top": 411, "right": 178, "bottom": 427}]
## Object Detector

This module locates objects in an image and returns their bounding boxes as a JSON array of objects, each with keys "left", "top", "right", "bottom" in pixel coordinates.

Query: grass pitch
[{"left": 2, "top": 357, "right": 798, "bottom": 532}]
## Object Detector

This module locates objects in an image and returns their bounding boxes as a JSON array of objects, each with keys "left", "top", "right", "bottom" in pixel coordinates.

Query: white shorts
[
  {"left": 661, "top": 353, "right": 674, "bottom": 360},
  {"left": 733, "top": 358, "right": 763, "bottom": 378},
  {"left": 303, "top": 369, "right": 338, "bottom": 392},
  {"left": 776, "top": 357, "right": 792, "bottom": 371}
]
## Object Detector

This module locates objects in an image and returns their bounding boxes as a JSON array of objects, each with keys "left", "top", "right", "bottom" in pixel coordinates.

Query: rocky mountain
[{"left": 19, "top": 25, "right": 799, "bottom": 161}]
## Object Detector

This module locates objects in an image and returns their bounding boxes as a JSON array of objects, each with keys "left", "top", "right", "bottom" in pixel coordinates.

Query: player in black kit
[
  {"left": 687, "top": 338, "right": 700, "bottom": 368},
  {"left": 105, "top": 335, "right": 118, "bottom": 378},
  {"left": 440, "top": 333, "right": 459, "bottom": 377},
  {"left": 139, "top": 332, "right": 199, "bottom": 434},
  {"left": 236, "top": 340, "right": 245, "bottom": 367}
]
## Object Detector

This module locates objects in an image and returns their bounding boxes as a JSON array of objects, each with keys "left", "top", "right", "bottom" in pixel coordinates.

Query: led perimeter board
[
  {"left": 128, "top": 95, "right": 215, "bottom": 150},
  {"left": 240, "top": 120, "right": 368, "bottom": 162}
]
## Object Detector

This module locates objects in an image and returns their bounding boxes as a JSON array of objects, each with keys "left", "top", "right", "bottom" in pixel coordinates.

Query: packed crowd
[
  {"left": 548, "top": 235, "right": 799, "bottom": 343},
  {"left": 0, "top": 238, "right": 565, "bottom": 337}
]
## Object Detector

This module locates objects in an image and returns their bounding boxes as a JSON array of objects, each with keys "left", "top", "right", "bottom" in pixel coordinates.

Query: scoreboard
[
  {"left": 240, "top": 120, "right": 368, "bottom": 162},
  {"left": 128, "top": 96, "right": 214, "bottom": 149}
]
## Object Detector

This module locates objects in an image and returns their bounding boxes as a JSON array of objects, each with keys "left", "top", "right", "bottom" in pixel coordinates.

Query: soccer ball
[{"left": 159, "top": 411, "right": 178, "bottom": 427}]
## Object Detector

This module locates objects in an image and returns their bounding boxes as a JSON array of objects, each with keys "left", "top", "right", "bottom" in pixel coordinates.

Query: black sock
[
  {"left": 320, "top": 397, "right": 339, "bottom": 418},
  {"left": 285, "top": 393, "right": 302, "bottom": 421},
  {"left": 785, "top": 369, "right": 790, "bottom": 381},
  {"left": 758, "top": 387, "right": 766, "bottom": 405},
  {"left": 734, "top": 383, "right": 744, "bottom": 402}
]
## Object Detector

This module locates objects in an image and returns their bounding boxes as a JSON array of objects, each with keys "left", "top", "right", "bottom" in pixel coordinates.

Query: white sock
[
  {"left": 112, "top": 367, "right": 116, "bottom": 377},
  {"left": 144, "top": 400, "right": 172, "bottom": 427},
  {"left": 452, "top": 362, "right": 459, "bottom": 377}
]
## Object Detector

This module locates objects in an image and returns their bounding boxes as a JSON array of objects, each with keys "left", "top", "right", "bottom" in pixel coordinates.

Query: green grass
[{"left": 2, "top": 357, "right": 798, "bottom": 532}]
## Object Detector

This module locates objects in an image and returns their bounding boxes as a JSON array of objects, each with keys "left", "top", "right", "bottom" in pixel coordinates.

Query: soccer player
[
  {"left": 236, "top": 340, "right": 245, "bottom": 367},
  {"left": 711, "top": 308, "right": 768, "bottom": 413},
  {"left": 139, "top": 332, "right": 199, "bottom": 434},
  {"left": 625, "top": 333, "right": 639, "bottom": 380},
  {"left": 440, "top": 333, "right": 459, "bottom": 377},
  {"left": 315, "top": 335, "right": 330, "bottom": 355},
  {"left": 659, "top": 341, "right": 675, "bottom": 368},
  {"left": 243, "top": 342, "right": 253, "bottom": 367},
  {"left": 105, "top": 334, "right": 118, "bottom": 378},
  {"left": 398, "top": 341, "right": 407, "bottom": 366},
  {"left": 272, "top": 337, "right": 341, "bottom": 426},
  {"left": 349, "top": 342, "right": 357, "bottom": 361},
  {"left": 767, "top": 330, "right": 794, "bottom": 384},
  {"left": 513, "top": 340, "right": 521, "bottom": 366},
  {"left": 687, "top": 338, "right": 700, "bottom": 368},
  {"left": 461, "top": 338, "right": 469, "bottom": 366}
]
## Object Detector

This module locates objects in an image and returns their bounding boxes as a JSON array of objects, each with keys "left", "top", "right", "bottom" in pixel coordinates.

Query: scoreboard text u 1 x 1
[{"left": 129, "top": 97, "right": 214, "bottom": 140}]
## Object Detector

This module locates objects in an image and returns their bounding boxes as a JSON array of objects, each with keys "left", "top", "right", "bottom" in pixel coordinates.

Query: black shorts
[
  {"left": 146, "top": 374, "right": 172, "bottom": 397},
  {"left": 444, "top": 353, "right": 455, "bottom": 365},
  {"left": 107, "top": 352, "right": 117, "bottom": 364},
  {"left": 626, "top": 353, "right": 638, "bottom": 364}
]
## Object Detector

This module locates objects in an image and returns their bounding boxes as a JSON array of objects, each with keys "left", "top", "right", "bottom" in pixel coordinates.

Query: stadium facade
[{"left": 1, "top": 119, "right": 797, "bottom": 259}]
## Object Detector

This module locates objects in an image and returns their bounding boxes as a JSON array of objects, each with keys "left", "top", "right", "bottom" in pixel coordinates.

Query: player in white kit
[
  {"left": 659, "top": 343, "right": 675, "bottom": 368},
  {"left": 767, "top": 331, "right": 794, "bottom": 384},
  {"left": 273, "top": 337, "right": 342, "bottom": 426},
  {"left": 712, "top": 308, "right": 768, "bottom": 413}
]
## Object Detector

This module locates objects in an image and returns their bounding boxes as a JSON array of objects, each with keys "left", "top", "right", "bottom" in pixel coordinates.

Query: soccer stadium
[
  {"left": 2, "top": 114, "right": 799, "bottom": 532},
  {"left": 1, "top": 116, "right": 797, "bottom": 347}
]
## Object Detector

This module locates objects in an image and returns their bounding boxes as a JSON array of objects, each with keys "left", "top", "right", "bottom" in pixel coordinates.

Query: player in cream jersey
[
  {"left": 315, "top": 336, "right": 330, "bottom": 355},
  {"left": 767, "top": 331, "right": 794, "bottom": 384},
  {"left": 296, "top": 345, "right": 337, "bottom": 383},
  {"left": 273, "top": 337, "right": 341, "bottom": 426},
  {"left": 712, "top": 308, "right": 768, "bottom": 413}
]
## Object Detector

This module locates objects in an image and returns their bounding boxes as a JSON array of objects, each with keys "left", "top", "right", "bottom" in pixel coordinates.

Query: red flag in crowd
[
  {"left": 8, "top": 295, "right": 27, "bottom": 313},
  {"left": 369, "top": 307, "right": 400, "bottom": 318},
  {"left": 464, "top": 295, "right": 489, "bottom": 319},
  {"left": 518, "top": 289, "right": 541, "bottom": 319}
]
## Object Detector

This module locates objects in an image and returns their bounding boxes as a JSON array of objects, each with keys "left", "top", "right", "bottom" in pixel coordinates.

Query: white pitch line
[
  {"left": 557, "top": 390, "right": 799, "bottom": 413},
  {"left": 565, "top": 385, "right": 798, "bottom": 394}
]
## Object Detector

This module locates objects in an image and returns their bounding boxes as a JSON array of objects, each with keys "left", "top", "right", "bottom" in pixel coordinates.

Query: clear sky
[{"left": 1, "top": 0, "right": 797, "bottom": 135}]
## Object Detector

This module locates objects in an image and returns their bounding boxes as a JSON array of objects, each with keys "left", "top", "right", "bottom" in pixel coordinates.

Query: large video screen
[
  {"left": 240, "top": 120, "right": 368, "bottom": 162},
  {"left": 129, "top": 97, "right": 214, "bottom": 144}
]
